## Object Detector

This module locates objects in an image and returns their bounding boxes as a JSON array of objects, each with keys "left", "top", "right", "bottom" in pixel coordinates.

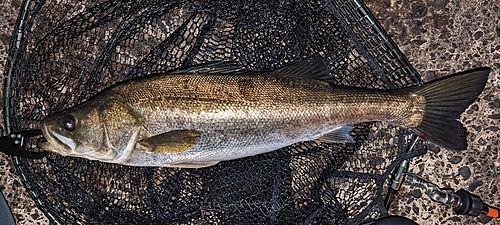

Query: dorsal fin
[
  {"left": 270, "top": 56, "right": 332, "bottom": 82},
  {"left": 172, "top": 62, "right": 247, "bottom": 74},
  {"left": 171, "top": 57, "right": 332, "bottom": 82}
]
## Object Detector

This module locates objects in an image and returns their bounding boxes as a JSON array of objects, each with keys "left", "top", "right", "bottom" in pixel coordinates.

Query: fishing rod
[
  {"left": 384, "top": 134, "right": 421, "bottom": 209},
  {"left": 404, "top": 173, "right": 500, "bottom": 219},
  {"left": 384, "top": 133, "right": 500, "bottom": 220}
]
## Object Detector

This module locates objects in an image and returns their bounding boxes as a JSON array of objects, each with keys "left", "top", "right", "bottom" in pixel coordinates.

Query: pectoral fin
[
  {"left": 168, "top": 161, "right": 220, "bottom": 168},
  {"left": 139, "top": 130, "right": 202, "bottom": 154},
  {"left": 316, "top": 125, "right": 355, "bottom": 144}
]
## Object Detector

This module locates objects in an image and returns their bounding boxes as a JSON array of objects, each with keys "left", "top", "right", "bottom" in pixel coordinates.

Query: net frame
[{"left": 3, "top": 0, "right": 426, "bottom": 224}]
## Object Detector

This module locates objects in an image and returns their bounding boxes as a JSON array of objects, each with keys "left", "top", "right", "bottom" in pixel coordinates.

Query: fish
[{"left": 38, "top": 57, "right": 490, "bottom": 168}]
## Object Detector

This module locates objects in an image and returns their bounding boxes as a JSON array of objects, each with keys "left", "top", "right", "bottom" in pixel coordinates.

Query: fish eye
[{"left": 62, "top": 114, "right": 77, "bottom": 131}]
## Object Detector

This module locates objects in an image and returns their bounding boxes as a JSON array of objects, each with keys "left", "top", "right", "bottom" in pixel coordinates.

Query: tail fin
[{"left": 411, "top": 68, "right": 490, "bottom": 150}]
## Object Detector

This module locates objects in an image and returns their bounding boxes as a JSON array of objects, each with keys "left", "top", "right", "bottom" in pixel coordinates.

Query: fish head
[
  {"left": 39, "top": 101, "right": 114, "bottom": 160},
  {"left": 39, "top": 93, "right": 144, "bottom": 162}
]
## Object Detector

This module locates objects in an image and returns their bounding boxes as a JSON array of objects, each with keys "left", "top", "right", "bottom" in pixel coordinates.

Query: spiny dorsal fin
[
  {"left": 138, "top": 130, "right": 202, "bottom": 154},
  {"left": 271, "top": 56, "right": 332, "bottom": 82},
  {"left": 171, "top": 57, "right": 331, "bottom": 82},
  {"left": 172, "top": 62, "right": 247, "bottom": 74}
]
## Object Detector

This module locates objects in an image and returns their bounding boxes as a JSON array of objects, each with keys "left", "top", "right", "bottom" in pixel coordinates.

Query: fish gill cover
[{"left": 3, "top": 0, "right": 425, "bottom": 224}]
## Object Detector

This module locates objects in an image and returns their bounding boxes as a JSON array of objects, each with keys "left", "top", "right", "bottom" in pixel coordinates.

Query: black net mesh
[{"left": 3, "top": 0, "right": 427, "bottom": 224}]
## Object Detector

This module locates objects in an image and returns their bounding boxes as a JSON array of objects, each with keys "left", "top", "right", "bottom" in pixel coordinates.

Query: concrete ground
[
  {"left": 0, "top": 0, "right": 499, "bottom": 224},
  {"left": 365, "top": 0, "right": 500, "bottom": 224}
]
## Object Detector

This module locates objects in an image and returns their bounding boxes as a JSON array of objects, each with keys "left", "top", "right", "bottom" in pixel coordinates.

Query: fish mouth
[{"left": 40, "top": 123, "right": 74, "bottom": 156}]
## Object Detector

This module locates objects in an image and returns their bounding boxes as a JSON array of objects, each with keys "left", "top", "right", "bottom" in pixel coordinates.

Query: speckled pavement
[
  {"left": 0, "top": 0, "right": 499, "bottom": 224},
  {"left": 365, "top": 0, "right": 500, "bottom": 224}
]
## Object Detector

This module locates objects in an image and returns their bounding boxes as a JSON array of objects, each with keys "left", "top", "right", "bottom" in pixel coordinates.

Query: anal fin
[
  {"left": 139, "top": 130, "right": 202, "bottom": 154},
  {"left": 169, "top": 161, "right": 220, "bottom": 168},
  {"left": 316, "top": 125, "right": 355, "bottom": 144}
]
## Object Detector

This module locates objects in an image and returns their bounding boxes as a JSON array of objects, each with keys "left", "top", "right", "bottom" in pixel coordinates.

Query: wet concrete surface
[{"left": 0, "top": 0, "right": 499, "bottom": 224}]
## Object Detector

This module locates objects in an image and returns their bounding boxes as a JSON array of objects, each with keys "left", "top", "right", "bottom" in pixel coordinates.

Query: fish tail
[{"left": 410, "top": 68, "right": 490, "bottom": 150}]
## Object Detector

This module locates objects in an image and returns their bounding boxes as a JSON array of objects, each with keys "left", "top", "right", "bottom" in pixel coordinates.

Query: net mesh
[{"left": 3, "top": 0, "right": 426, "bottom": 224}]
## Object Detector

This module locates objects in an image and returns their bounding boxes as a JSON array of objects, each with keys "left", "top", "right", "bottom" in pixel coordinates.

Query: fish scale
[
  {"left": 39, "top": 58, "right": 489, "bottom": 167},
  {"left": 106, "top": 74, "right": 421, "bottom": 166}
]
